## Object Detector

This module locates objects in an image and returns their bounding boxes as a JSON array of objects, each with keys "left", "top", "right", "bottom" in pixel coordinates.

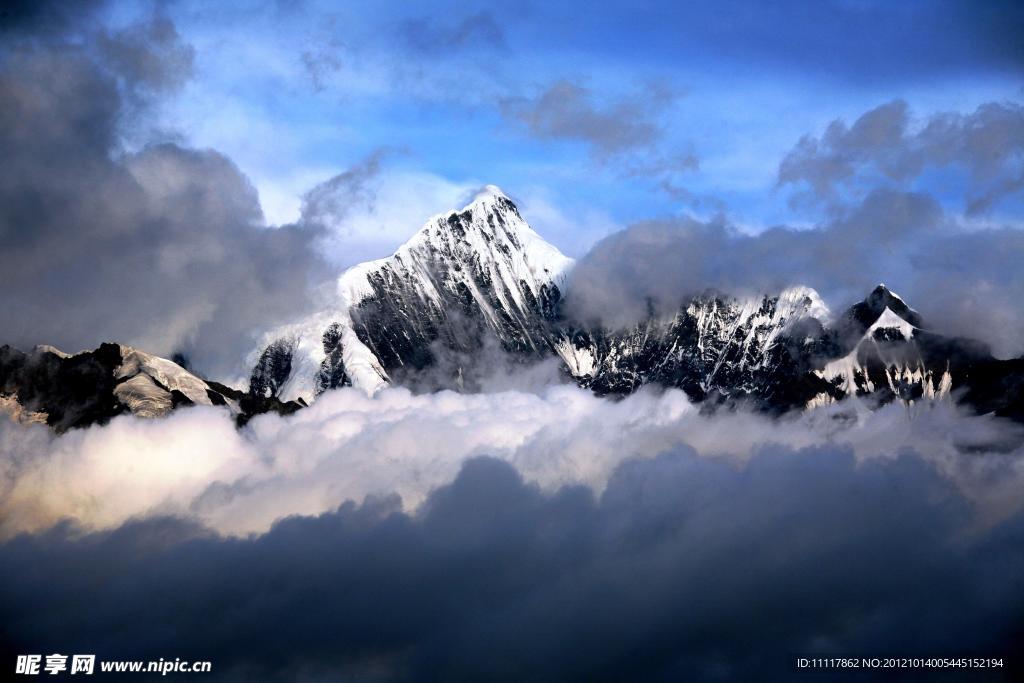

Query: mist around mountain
[
  {"left": 245, "top": 188, "right": 1024, "bottom": 423},
  {"left": 4, "top": 187, "right": 1023, "bottom": 434}
]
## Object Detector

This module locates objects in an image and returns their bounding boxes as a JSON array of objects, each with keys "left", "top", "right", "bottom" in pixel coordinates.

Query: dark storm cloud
[
  {"left": 567, "top": 190, "right": 942, "bottom": 324},
  {"left": 778, "top": 99, "right": 1024, "bottom": 213},
  {"left": 0, "top": 6, "right": 331, "bottom": 378},
  {"left": 1, "top": 449, "right": 1021, "bottom": 681}
]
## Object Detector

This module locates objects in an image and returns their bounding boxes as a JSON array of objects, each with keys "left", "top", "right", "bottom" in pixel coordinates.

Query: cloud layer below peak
[{"left": 2, "top": 384, "right": 1024, "bottom": 680}]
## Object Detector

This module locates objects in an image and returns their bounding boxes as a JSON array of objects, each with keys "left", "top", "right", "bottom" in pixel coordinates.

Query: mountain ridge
[
  {"left": 246, "top": 187, "right": 1023, "bottom": 418},
  {"left": 1, "top": 343, "right": 302, "bottom": 432},
  {"left": 3, "top": 188, "right": 1022, "bottom": 431}
]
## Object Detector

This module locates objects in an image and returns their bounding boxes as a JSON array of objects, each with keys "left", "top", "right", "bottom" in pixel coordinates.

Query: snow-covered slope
[
  {"left": 250, "top": 186, "right": 574, "bottom": 401},
  {"left": 112, "top": 346, "right": 231, "bottom": 418}
]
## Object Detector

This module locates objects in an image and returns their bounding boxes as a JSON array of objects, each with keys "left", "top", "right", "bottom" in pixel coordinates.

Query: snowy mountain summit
[
  {"left": 250, "top": 186, "right": 574, "bottom": 401},
  {"left": 248, "top": 188, "right": 1022, "bottom": 418}
]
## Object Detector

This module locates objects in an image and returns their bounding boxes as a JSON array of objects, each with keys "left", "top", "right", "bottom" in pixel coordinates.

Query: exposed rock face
[
  {"left": 1, "top": 343, "right": 128, "bottom": 431},
  {"left": 556, "top": 287, "right": 836, "bottom": 411},
  {"left": 249, "top": 338, "right": 296, "bottom": 400},
  {"left": 0, "top": 343, "right": 303, "bottom": 432}
]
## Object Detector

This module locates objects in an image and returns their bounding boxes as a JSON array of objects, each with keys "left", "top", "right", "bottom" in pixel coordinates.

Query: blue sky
[{"left": 107, "top": 0, "right": 1023, "bottom": 264}]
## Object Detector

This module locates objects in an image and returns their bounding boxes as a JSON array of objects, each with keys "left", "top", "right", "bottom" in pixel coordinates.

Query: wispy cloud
[
  {"left": 399, "top": 10, "right": 507, "bottom": 55},
  {"left": 499, "top": 80, "right": 699, "bottom": 196}
]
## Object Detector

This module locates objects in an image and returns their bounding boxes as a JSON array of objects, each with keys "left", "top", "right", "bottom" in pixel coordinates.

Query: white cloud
[{"left": 2, "top": 386, "right": 1022, "bottom": 538}]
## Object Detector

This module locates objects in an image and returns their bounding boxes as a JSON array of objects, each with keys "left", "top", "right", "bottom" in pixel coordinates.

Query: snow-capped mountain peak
[
  {"left": 252, "top": 187, "right": 574, "bottom": 401},
  {"left": 859, "top": 284, "right": 922, "bottom": 327},
  {"left": 559, "top": 284, "right": 832, "bottom": 398},
  {"left": 812, "top": 290, "right": 949, "bottom": 408},
  {"left": 339, "top": 185, "right": 573, "bottom": 308},
  {"left": 114, "top": 345, "right": 222, "bottom": 417}
]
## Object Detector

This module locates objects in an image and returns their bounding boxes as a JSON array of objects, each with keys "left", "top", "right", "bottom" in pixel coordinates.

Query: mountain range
[{"left": 3, "top": 186, "right": 1022, "bottom": 431}]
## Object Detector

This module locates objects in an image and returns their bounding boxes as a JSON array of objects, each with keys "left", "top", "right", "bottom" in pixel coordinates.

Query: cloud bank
[
  {"left": 569, "top": 214, "right": 1024, "bottom": 360},
  {"left": 3, "top": 355, "right": 1024, "bottom": 680},
  {"left": 0, "top": 2, "right": 332, "bottom": 379},
  {"left": 3, "top": 384, "right": 1023, "bottom": 538},
  {"left": 2, "top": 399, "right": 1023, "bottom": 680}
]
